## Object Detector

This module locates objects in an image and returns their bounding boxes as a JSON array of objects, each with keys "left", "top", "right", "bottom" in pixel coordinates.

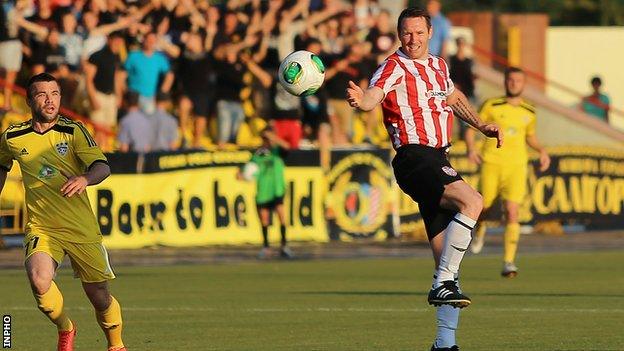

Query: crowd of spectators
[{"left": 0, "top": 0, "right": 458, "bottom": 152}]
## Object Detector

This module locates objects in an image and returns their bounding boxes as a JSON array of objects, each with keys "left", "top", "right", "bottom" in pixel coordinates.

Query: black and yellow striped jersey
[
  {"left": 0, "top": 116, "right": 107, "bottom": 242},
  {"left": 479, "top": 97, "right": 537, "bottom": 164}
]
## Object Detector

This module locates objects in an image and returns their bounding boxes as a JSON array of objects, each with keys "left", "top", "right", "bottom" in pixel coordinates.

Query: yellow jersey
[
  {"left": 0, "top": 116, "right": 107, "bottom": 243},
  {"left": 479, "top": 97, "right": 536, "bottom": 165}
]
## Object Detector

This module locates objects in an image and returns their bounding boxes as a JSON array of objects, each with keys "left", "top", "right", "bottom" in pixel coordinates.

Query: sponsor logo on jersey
[
  {"left": 20, "top": 148, "right": 29, "bottom": 155},
  {"left": 442, "top": 166, "right": 457, "bottom": 177},
  {"left": 38, "top": 165, "right": 58, "bottom": 179},
  {"left": 427, "top": 90, "right": 447, "bottom": 98},
  {"left": 55, "top": 141, "right": 69, "bottom": 156}
]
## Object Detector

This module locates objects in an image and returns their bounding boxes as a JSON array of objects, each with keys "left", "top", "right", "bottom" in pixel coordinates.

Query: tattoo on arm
[{"left": 450, "top": 97, "right": 482, "bottom": 129}]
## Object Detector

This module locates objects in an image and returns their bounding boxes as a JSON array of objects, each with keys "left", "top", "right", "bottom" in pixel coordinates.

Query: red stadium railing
[{"left": 471, "top": 45, "right": 623, "bottom": 119}]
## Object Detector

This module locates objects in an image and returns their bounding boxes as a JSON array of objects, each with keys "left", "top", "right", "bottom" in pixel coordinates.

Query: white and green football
[{"left": 278, "top": 50, "right": 325, "bottom": 96}]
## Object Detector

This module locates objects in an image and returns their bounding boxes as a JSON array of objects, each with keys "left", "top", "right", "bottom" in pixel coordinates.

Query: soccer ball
[
  {"left": 278, "top": 50, "right": 325, "bottom": 96},
  {"left": 242, "top": 162, "right": 259, "bottom": 181}
]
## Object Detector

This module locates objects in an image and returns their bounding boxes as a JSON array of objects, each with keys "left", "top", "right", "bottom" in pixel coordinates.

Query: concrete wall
[
  {"left": 546, "top": 27, "right": 624, "bottom": 129},
  {"left": 474, "top": 63, "right": 624, "bottom": 148},
  {"left": 448, "top": 12, "right": 494, "bottom": 67}
]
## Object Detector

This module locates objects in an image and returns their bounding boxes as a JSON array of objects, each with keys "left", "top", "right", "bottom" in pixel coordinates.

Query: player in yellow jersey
[
  {"left": 465, "top": 67, "right": 550, "bottom": 277},
  {"left": 0, "top": 73, "right": 126, "bottom": 351}
]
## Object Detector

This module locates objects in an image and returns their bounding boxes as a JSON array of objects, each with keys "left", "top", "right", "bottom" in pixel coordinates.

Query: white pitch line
[{"left": 3, "top": 306, "right": 624, "bottom": 313}]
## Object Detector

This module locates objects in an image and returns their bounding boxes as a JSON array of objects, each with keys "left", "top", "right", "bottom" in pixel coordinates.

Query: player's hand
[
  {"left": 346, "top": 80, "right": 363, "bottom": 109},
  {"left": 539, "top": 151, "right": 551, "bottom": 172},
  {"left": 60, "top": 170, "right": 89, "bottom": 198},
  {"left": 480, "top": 123, "right": 503, "bottom": 148},
  {"left": 467, "top": 150, "right": 482, "bottom": 165}
]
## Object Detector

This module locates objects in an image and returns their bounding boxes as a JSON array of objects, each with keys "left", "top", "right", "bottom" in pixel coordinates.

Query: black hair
[
  {"left": 504, "top": 66, "right": 524, "bottom": 79},
  {"left": 397, "top": 7, "right": 431, "bottom": 33},
  {"left": 27, "top": 73, "right": 59, "bottom": 100},
  {"left": 125, "top": 91, "right": 140, "bottom": 107},
  {"left": 305, "top": 37, "right": 322, "bottom": 48},
  {"left": 108, "top": 31, "right": 124, "bottom": 40},
  {"left": 591, "top": 76, "right": 602, "bottom": 85}
]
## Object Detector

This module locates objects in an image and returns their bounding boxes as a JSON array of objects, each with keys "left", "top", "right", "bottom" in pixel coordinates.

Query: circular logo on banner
[
  {"left": 442, "top": 166, "right": 458, "bottom": 177},
  {"left": 325, "top": 152, "right": 393, "bottom": 239}
]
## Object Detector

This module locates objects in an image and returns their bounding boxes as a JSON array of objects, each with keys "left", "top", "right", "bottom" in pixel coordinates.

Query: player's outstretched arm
[
  {"left": 60, "top": 162, "right": 111, "bottom": 198},
  {"left": 447, "top": 89, "right": 504, "bottom": 148},
  {"left": 346, "top": 81, "right": 384, "bottom": 112}
]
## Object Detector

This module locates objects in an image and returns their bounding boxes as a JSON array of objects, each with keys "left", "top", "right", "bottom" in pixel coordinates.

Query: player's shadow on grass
[
  {"left": 297, "top": 291, "right": 624, "bottom": 298},
  {"left": 478, "top": 292, "right": 624, "bottom": 298},
  {"left": 296, "top": 291, "right": 427, "bottom": 296}
]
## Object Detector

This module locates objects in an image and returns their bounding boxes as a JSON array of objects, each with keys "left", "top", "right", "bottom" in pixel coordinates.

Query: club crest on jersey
[
  {"left": 442, "top": 166, "right": 457, "bottom": 177},
  {"left": 55, "top": 141, "right": 69, "bottom": 156},
  {"left": 427, "top": 90, "right": 447, "bottom": 98}
]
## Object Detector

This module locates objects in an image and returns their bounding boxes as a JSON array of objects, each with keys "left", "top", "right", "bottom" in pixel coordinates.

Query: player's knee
[
  {"left": 28, "top": 270, "right": 53, "bottom": 295},
  {"left": 460, "top": 191, "right": 483, "bottom": 219},
  {"left": 84, "top": 282, "right": 112, "bottom": 311},
  {"left": 92, "top": 295, "right": 112, "bottom": 311},
  {"left": 505, "top": 206, "right": 519, "bottom": 223}
]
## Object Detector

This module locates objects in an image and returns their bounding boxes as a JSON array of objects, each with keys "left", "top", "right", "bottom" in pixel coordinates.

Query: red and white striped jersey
[{"left": 369, "top": 49, "right": 455, "bottom": 149}]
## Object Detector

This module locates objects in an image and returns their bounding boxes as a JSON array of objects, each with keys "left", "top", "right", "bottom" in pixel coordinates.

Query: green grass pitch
[{"left": 1, "top": 251, "right": 623, "bottom": 350}]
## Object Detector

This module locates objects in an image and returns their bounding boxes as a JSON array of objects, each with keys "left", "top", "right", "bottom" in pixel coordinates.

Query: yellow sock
[
  {"left": 503, "top": 223, "right": 521, "bottom": 263},
  {"left": 475, "top": 223, "right": 487, "bottom": 241},
  {"left": 34, "top": 281, "right": 73, "bottom": 331},
  {"left": 96, "top": 296, "right": 124, "bottom": 349}
]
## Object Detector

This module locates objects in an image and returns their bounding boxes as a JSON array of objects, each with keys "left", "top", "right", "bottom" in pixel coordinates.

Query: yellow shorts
[
  {"left": 480, "top": 162, "right": 528, "bottom": 208},
  {"left": 24, "top": 234, "right": 115, "bottom": 283}
]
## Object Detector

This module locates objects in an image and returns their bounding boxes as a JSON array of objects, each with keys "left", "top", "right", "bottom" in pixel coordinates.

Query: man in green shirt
[{"left": 244, "top": 128, "right": 292, "bottom": 258}]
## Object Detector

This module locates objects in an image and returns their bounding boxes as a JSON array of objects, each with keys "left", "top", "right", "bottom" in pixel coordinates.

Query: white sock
[
  {"left": 432, "top": 274, "right": 461, "bottom": 348},
  {"left": 435, "top": 213, "right": 476, "bottom": 287},
  {"left": 435, "top": 305, "right": 459, "bottom": 348}
]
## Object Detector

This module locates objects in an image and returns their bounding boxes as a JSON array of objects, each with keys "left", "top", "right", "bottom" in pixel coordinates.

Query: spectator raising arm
[
  {"left": 90, "top": 2, "right": 152, "bottom": 38},
  {"left": 305, "top": 2, "right": 348, "bottom": 36},
  {"left": 279, "top": 0, "right": 310, "bottom": 33},
  {"left": 15, "top": 15, "right": 49, "bottom": 41},
  {"left": 90, "top": 16, "right": 134, "bottom": 37},
  {"left": 161, "top": 72, "right": 175, "bottom": 94},
  {"left": 202, "top": 6, "right": 220, "bottom": 52},
  {"left": 241, "top": 53, "right": 272, "bottom": 89},
  {"left": 84, "top": 62, "right": 100, "bottom": 110}
]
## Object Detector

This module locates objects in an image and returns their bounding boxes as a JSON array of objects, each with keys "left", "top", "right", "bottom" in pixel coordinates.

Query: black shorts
[
  {"left": 256, "top": 196, "right": 284, "bottom": 210},
  {"left": 392, "top": 144, "right": 462, "bottom": 240},
  {"left": 185, "top": 92, "right": 211, "bottom": 117}
]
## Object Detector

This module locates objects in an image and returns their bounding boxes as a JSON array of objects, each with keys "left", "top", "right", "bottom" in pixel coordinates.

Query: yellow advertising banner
[
  {"left": 87, "top": 166, "right": 327, "bottom": 249},
  {"left": 6, "top": 146, "right": 624, "bottom": 249}
]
